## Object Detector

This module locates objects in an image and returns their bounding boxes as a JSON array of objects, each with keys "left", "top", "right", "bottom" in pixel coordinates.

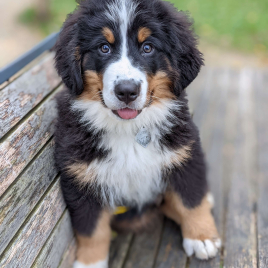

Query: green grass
[
  {"left": 20, "top": 0, "right": 268, "bottom": 54},
  {"left": 169, "top": 0, "right": 268, "bottom": 54}
]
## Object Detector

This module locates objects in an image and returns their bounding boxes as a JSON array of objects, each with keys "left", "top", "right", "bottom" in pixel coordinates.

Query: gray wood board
[
  {"left": 123, "top": 219, "right": 163, "bottom": 268},
  {"left": 0, "top": 179, "right": 66, "bottom": 267},
  {"left": 0, "top": 52, "right": 61, "bottom": 138},
  {"left": 58, "top": 238, "right": 77, "bottom": 268},
  {"left": 189, "top": 68, "right": 230, "bottom": 268},
  {"left": 0, "top": 140, "right": 57, "bottom": 255},
  {"left": 0, "top": 85, "right": 63, "bottom": 196},
  {"left": 154, "top": 218, "right": 187, "bottom": 268},
  {"left": 256, "top": 70, "right": 268, "bottom": 268},
  {"left": 224, "top": 68, "right": 257, "bottom": 268},
  {"left": 32, "top": 211, "right": 74, "bottom": 268},
  {"left": 109, "top": 233, "right": 133, "bottom": 268}
]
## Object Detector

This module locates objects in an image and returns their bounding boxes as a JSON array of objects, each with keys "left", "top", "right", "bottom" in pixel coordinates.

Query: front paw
[{"left": 183, "top": 237, "right": 221, "bottom": 260}]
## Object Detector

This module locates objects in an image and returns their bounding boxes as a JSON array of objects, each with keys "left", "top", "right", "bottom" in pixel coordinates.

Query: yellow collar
[{"left": 114, "top": 206, "right": 129, "bottom": 215}]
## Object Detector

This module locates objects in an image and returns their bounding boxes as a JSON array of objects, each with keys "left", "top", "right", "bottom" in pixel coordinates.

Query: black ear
[
  {"left": 161, "top": 2, "right": 204, "bottom": 92},
  {"left": 54, "top": 12, "right": 84, "bottom": 95}
]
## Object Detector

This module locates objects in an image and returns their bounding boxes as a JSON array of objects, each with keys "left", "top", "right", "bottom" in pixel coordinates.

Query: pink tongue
[{"left": 117, "top": 108, "right": 138, "bottom": 119}]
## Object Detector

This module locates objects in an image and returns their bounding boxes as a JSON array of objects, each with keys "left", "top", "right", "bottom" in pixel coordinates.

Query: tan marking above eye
[
  {"left": 102, "top": 27, "right": 115, "bottom": 44},
  {"left": 138, "top": 27, "right": 152, "bottom": 43}
]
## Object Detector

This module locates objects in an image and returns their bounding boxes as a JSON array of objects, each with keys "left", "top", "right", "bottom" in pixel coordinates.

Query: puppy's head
[{"left": 54, "top": 0, "right": 203, "bottom": 121}]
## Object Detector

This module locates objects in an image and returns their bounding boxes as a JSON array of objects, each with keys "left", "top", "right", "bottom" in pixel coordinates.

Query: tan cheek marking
[
  {"left": 79, "top": 70, "right": 103, "bottom": 101},
  {"left": 138, "top": 27, "right": 152, "bottom": 43},
  {"left": 102, "top": 27, "right": 115, "bottom": 44},
  {"left": 66, "top": 162, "right": 96, "bottom": 188},
  {"left": 76, "top": 210, "right": 112, "bottom": 265},
  {"left": 161, "top": 192, "right": 219, "bottom": 241},
  {"left": 146, "top": 71, "right": 176, "bottom": 105},
  {"left": 170, "top": 141, "right": 194, "bottom": 166}
]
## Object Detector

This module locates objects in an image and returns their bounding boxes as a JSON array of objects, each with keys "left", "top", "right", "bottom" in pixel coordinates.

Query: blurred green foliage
[
  {"left": 20, "top": 0, "right": 268, "bottom": 54},
  {"left": 169, "top": 0, "right": 268, "bottom": 54}
]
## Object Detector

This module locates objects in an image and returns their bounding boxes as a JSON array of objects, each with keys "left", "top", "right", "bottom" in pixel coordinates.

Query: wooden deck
[{"left": 0, "top": 51, "right": 268, "bottom": 267}]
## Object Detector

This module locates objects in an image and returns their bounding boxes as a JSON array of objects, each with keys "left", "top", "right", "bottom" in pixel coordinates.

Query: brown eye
[
  {"left": 143, "top": 44, "right": 153, "bottom": 54},
  {"left": 100, "top": 44, "right": 111, "bottom": 54}
]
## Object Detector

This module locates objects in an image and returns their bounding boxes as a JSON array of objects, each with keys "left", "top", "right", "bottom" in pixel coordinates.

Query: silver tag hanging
[{"left": 135, "top": 127, "right": 151, "bottom": 148}]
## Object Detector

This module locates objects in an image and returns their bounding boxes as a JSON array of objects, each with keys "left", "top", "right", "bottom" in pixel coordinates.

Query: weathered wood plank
[
  {"left": 191, "top": 67, "right": 214, "bottom": 129},
  {"left": 154, "top": 218, "right": 186, "bottom": 268},
  {"left": 32, "top": 211, "right": 74, "bottom": 268},
  {"left": 0, "top": 52, "right": 61, "bottom": 138},
  {"left": 0, "top": 179, "right": 65, "bottom": 268},
  {"left": 224, "top": 68, "right": 257, "bottom": 268},
  {"left": 109, "top": 233, "right": 133, "bottom": 268},
  {"left": 0, "top": 85, "right": 63, "bottom": 196},
  {"left": 256, "top": 70, "right": 268, "bottom": 268},
  {"left": 188, "top": 69, "right": 230, "bottom": 268},
  {"left": 123, "top": 219, "right": 163, "bottom": 268},
  {"left": 0, "top": 51, "right": 50, "bottom": 91},
  {"left": 58, "top": 238, "right": 77, "bottom": 268},
  {"left": 187, "top": 67, "right": 209, "bottom": 116},
  {"left": 0, "top": 139, "right": 57, "bottom": 255}
]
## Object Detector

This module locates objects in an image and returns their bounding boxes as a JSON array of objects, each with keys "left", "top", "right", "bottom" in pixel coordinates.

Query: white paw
[
  {"left": 183, "top": 238, "right": 221, "bottom": 260},
  {"left": 73, "top": 259, "right": 108, "bottom": 268}
]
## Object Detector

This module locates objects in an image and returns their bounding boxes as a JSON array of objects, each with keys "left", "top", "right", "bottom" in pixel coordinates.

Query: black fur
[{"left": 54, "top": 0, "right": 207, "bottom": 236}]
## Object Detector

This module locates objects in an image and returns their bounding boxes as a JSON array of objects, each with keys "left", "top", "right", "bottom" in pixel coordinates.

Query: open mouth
[{"left": 112, "top": 108, "right": 141, "bottom": 120}]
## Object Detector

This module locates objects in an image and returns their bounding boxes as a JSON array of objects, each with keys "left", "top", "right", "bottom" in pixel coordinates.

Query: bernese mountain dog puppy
[{"left": 54, "top": 0, "right": 221, "bottom": 267}]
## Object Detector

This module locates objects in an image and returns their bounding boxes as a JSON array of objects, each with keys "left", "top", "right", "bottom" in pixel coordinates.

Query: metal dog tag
[{"left": 135, "top": 127, "right": 151, "bottom": 148}]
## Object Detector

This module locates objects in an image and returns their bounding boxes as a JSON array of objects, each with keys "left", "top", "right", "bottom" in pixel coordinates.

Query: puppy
[{"left": 54, "top": 0, "right": 221, "bottom": 267}]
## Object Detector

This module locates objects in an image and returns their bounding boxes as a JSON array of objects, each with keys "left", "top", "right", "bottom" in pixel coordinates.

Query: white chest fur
[
  {"left": 72, "top": 99, "right": 182, "bottom": 208},
  {"left": 92, "top": 129, "right": 172, "bottom": 207}
]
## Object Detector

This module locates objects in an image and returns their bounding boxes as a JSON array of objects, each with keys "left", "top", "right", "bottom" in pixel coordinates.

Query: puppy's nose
[{"left": 115, "top": 80, "right": 141, "bottom": 104}]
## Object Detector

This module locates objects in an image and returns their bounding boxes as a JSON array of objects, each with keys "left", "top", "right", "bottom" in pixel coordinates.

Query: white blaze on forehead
[{"left": 103, "top": 0, "right": 148, "bottom": 111}]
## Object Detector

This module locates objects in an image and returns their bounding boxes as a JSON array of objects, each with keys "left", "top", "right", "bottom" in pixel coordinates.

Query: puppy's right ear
[{"left": 54, "top": 13, "right": 84, "bottom": 95}]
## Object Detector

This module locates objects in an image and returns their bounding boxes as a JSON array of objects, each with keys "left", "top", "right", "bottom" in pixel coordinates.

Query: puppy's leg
[
  {"left": 161, "top": 191, "right": 221, "bottom": 260},
  {"left": 162, "top": 142, "right": 221, "bottom": 260},
  {"left": 60, "top": 173, "right": 111, "bottom": 268},
  {"left": 74, "top": 210, "right": 111, "bottom": 268}
]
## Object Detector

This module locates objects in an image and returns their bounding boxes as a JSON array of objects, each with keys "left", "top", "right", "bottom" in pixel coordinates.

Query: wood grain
[
  {"left": 224, "top": 68, "right": 257, "bottom": 268},
  {"left": 154, "top": 218, "right": 187, "bottom": 268},
  {"left": 32, "top": 211, "right": 74, "bottom": 268},
  {"left": 109, "top": 233, "right": 133, "bottom": 268},
  {"left": 0, "top": 52, "right": 61, "bottom": 138},
  {"left": 189, "top": 69, "right": 230, "bottom": 268},
  {"left": 58, "top": 238, "right": 77, "bottom": 268},
  {"left": 0, "top": 140, "right": 57, "bottom": 255},
  {"left": 0, "top": 179, "right": 66, "bottom": 268},
  {"left": 256, "top": 70, "right": 268, "bottom": 268},
  {"left": 123, "top": 218, "right": 163, "bottom": 268},
  {"left": 0, "top": 85, "right": 63, "bottom": 196}
]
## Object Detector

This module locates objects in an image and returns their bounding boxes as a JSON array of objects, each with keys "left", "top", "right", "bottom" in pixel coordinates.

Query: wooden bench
[{"left": 1, "top": 35, "right": 268, "bottom": 268}]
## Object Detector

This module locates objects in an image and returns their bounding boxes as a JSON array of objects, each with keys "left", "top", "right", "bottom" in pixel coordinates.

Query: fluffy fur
[{"left": 54, "top": 0, "right": 220, "bottom": 264}]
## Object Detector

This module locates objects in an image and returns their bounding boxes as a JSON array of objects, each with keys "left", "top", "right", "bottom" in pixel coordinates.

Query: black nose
[{"left": 115, "top": 80, "right": 141, "bottom": 104}]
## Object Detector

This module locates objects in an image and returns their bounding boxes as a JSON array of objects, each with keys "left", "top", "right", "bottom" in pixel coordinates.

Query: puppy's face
[{"left": 55, "top": 0, "right": 203, "bottom": 120}]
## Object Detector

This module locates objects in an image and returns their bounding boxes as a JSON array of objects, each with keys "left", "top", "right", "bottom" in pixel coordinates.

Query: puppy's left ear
[
  {"left": 54, "top": 12, "right": 84, "bottom": 95},
  {"left": 163, "top": 2, "right": 204, "bottom": 92}
]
